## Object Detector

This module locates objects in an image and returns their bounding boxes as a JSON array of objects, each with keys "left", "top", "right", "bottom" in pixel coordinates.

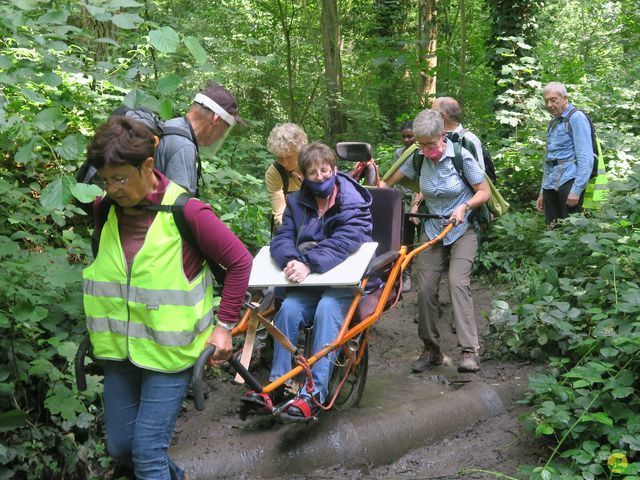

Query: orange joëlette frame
[{"left": 229, "top": 222, "right": 455, "bottom": 394}]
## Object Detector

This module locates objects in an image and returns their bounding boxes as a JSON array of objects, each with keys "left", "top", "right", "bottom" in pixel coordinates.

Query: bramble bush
[{"left": 479, "top": 166, "right": 640, "bottom": 479}]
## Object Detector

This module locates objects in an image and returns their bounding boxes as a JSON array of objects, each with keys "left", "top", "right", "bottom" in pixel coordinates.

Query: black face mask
[{"left": 303, "top": 174, "right": 336, "bottom": 199}]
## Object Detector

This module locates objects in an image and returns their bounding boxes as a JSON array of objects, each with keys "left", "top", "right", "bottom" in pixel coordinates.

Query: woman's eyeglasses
[{"left": 94, "top": 167, "right": 140, "bottom": 189}]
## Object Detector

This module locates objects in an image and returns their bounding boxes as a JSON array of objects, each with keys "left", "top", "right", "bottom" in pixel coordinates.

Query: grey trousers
[{"left": 415, "top": 228, "right": 479, "bottom": 353}]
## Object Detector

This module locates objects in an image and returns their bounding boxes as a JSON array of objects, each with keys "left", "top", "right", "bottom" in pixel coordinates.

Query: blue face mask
[{"left": 304, "top": 174, "right": 336, "bottom": 199}]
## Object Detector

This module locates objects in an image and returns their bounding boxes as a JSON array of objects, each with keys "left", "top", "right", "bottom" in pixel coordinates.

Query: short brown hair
[
  {"left": 86, "top": 116, "right": 154, "bottom": 169},
  {"left": 298, "top": 142, "right": 337, "bottom": 176}
]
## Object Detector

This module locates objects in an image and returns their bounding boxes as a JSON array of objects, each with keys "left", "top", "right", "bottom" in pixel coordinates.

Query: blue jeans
[
  {"left": 103, "top": 360, "right": 190, "bottom": 480},
  {"left": 269, "top": 287, "right": 353, "bottom": 402}
]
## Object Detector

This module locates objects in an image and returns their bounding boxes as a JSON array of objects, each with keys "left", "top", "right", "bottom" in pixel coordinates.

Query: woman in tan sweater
[{"left": 264, "top": 123, "right": 308, "bottom": 228}]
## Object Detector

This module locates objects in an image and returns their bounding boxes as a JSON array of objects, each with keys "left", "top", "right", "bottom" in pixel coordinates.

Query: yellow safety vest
[
  {"left": 82, "top": 182, "right": 215, "bottom": 372},
  {"left": 583, "top": 138, "right": 609, "bottom": 210}
]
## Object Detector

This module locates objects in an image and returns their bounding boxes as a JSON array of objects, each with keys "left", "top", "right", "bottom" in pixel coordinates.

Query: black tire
[{"left": 327, "top": 341, "right": 368, "bottom": 411}]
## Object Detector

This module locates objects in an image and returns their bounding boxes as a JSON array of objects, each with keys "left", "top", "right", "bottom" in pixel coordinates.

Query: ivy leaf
[
  {"left": 157, "top": 75, "right": 182, "bottom": 94},
  {"left": 35, "top": 107, "right": 63, "bottom": 131},
  {"left": 40, "top": 176, "right": 74, "bottom": 210},
  {"left": 12, "top": 303, "right": 48, "bottom": 323},
  {"left": 70, "top": 182, "right": 102, "bottom": 203},
  {"left": 56, "top": 341, "right": 78, "bottom": 362},
  {"left": 0, "top": 410, "right": 27, "bottom": 433},
  {"left": 149, "top": 27, "right": 180, "bottom": 54},
  {"left": 111, "top": 12, "right": 143, "bottom": 29},
  {"left": 184, "top": 36, "right": 207, "bottom": 64},
  {"left": 44, "top": 385, "right": 85, "bottom": 421},
  {"left": 55, "top": 133, "right": 87, "bottom": 161}
]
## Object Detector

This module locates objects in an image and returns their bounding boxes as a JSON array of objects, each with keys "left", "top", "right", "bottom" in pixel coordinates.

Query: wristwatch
[
  {"left": 216, "top": 320, "right": 235, "bottom": 331},
  {"left": 464, "top": 202, "right": 472, "bottom": 212}
]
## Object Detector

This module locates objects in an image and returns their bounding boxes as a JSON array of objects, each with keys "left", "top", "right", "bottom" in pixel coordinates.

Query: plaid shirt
[{"left": 399, "top": 139, "right": 485, "bottom": 245}]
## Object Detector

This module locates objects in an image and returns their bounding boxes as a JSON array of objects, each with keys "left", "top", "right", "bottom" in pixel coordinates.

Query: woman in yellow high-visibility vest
[{"left": 83, "top": 116, "right": 252, "bottom": 479}]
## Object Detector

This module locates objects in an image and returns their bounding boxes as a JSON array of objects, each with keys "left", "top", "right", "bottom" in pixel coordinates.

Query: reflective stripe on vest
[
  {"left": 583, "top": 138, "right": 609, "bottom": 210},
  {"left": 82, "top": 182, "right": 216, "bottom": 372}
]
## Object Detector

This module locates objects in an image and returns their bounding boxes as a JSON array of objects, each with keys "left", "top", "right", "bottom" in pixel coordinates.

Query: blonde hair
[{"left": 266, "top": 123, "right": 308, "bottom": 158}]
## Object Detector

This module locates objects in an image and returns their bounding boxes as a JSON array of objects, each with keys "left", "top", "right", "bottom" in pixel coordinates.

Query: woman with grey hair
[
  {"left": 265, "top": 123, "right": 308, "bottom": 228},
  {"left": 382, "top": 109, "right": 490, "bottom": 374}
]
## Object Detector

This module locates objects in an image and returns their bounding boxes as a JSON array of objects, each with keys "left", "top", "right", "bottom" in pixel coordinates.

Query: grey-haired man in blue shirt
[{"left": 536, "top": 82, "right": 594, "bottom": 224}]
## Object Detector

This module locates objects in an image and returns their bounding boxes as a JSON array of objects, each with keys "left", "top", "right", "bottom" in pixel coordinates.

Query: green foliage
[{"left": 480, "top": 166, "right": 640, "bottom": 479}]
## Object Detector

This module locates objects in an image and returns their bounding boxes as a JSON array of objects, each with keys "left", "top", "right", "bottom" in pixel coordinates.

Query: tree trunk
[
  {"left": 417, "top": 0, "right": 438, "bottom": 107},
  {"left": 320, "top": 0, "right": 347, "bottom": 139},
  {"left": 459, "top": 0, "right": 466, "bottom": 105},
  {"left": 276, "top": 0, "right": 297, "bottom": 122}
]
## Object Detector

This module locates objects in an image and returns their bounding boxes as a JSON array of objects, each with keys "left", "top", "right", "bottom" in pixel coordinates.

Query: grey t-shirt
[{"left": 154, "top": 117, "right": 198, "bottom": 195}]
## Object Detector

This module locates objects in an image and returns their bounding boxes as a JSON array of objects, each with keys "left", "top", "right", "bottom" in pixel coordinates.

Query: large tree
[{"left": 320, "top": 0, "right": 347, "bottom": 139}]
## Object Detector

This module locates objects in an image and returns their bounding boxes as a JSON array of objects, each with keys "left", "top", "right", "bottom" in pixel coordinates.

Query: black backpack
[
  {"left": 76, "top": 106, "right": 202, "bottom": 195},
  {"left": 269, "top": 161, "right": 291, "bottom": 235},
  {"left": 549, "top": 107, "right": 600, "bottom": 179},
  {"left": 447, "top": 131, "right": 497, "bottom": 183},
  {"left": 93, "top": 193, "right": 226, "bottom": 288}
]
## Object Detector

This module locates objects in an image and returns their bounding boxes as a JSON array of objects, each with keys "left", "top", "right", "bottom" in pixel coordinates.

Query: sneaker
[
  {"left": 401, "top": 271, "right": 412, "bottom": 293},
  {"left": 411, "top": 346, "right": 443, "bottom": 373},
  {"left": 457, "top": 351, "right": 480, "bottom": 373}
]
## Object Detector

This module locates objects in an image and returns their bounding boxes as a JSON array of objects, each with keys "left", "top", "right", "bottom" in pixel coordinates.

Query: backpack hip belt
[{"left": 546, "top": 157, "right": 576, "bottom": 166}]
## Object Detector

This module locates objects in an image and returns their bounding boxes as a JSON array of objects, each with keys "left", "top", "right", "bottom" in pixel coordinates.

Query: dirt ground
[{"left": 173, "top": 276, "right": 549, "bottom": 479}]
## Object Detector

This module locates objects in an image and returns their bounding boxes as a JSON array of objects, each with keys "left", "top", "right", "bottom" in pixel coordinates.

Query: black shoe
[{"left": 411, "top": 348, "right": 443, "bottom": 373}]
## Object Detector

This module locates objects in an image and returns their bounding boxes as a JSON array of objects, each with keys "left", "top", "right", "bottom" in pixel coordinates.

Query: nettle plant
[{"left": 483, "top": 165, "right": 640, "bottom": 479}]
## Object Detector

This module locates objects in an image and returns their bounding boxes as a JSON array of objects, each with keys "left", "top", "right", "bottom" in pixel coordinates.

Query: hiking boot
[
  {"left": 401, "top": 270, "right": 412, "bottom": 293},
  {"left": 457, "top": 351, "right": 480, "bottom": 373},
  {"left": 411, "top": 346, "right": 443, "bottom": 373}
]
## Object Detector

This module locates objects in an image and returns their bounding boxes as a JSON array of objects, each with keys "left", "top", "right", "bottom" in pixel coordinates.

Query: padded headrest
[
  {"left": 335, "top": 142, "right": 372, "bottom": 163},
  {"left": 367, "top": 187, "right": 403, "bottom": 255}
]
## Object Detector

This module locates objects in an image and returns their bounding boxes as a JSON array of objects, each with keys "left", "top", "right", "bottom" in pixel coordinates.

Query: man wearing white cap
[{"left": 155, "top": 82, "right": 246, "bottom": 195}]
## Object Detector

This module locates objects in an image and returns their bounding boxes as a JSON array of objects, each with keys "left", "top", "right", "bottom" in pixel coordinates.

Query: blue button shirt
[
  {"left": 542, "top": 104, "right": 594, "bottom": 195},
  {"left": 399, "top": 139, "right": 485, "bottom": 245}
]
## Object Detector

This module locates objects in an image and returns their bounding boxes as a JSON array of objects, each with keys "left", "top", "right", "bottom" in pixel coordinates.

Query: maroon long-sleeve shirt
[{"left": 93, "top": 171, "right": 252, "bottom": 324}]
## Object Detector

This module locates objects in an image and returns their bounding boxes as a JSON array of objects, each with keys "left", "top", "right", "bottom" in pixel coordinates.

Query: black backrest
[
  {"left": 335, "top": 142, "right": 372, "bottom": 163},
  {"left": 367, "top": 187, "right": 403, "bottom": 255}
]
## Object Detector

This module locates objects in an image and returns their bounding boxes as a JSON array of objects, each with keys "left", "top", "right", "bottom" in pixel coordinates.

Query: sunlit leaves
[
  {"left": 184, "top": 36, "right": 208, "bottom": 64},
  {"left": 70, "top": 182, "right": 102, "bottom": 204},
  {"left": 39, "top": 176, "right": 73, "bottom": 210},
  {"left": 35, "top": 107, "right": 64, "bottom": 131},
  {"left": 111, "top": 12, "right": 143, "bottom": 29},
  {"left": 149, "top": 26, "right": 180, "bottom": 54},
  {"left": 157, "top": 75, "right": 181, "bottom": 95},
  {"left": 55, "top": 133, "right": 86, "bottom": 162}
]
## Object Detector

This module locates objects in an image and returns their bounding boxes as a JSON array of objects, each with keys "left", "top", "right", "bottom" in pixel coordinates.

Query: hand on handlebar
[
  {"left": 448, "top": 204, "right": 466, "bottom": 226},
  {"left": 206, "top": 326, "right": 233, "bottom": 367}
]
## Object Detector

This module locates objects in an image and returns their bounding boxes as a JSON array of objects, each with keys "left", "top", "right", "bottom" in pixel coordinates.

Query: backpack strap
[
  {"left": 142, "top": 193, "right": 226, "bottom": 286},
  {"left": 272, "top": 162, "right": 290, "bottom": 196},
  {"left": 451, "top": 143, "right": 475, "bottom": 194},
  {"left": 91, "top": 196, "right": 114, "bottom": 257},
  {"left": 412, "top": 149, "right": 424, "bottom": 177}
]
